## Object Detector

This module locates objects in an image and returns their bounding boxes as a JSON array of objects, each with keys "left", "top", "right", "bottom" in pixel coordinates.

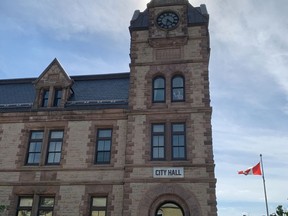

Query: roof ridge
[{"left": 0, "top": 72, "right": 130, "bottom": 84}]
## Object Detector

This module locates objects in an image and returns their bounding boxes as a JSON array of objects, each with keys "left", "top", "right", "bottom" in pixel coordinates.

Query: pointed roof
[
  {"left": 129, "top": 2, "right": 209, "bottom": 33},
  {"left": 33, "top": 58, "right": 73, "bottom": 88}
]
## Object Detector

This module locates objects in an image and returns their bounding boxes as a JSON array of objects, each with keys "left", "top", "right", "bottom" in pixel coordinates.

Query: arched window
[
  {"left": 171, "top": 76, "right": 184, "bottom": 102},
  {"left": 153, "top": 76, "right": 165, "bottom": 102},
  {"left": 155, "top": 202, "right": 184, "bottom": 216}
]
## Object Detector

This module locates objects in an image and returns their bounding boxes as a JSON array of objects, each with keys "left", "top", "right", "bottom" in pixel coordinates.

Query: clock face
[{"left": 156, "top": 11, "right": 179, "bottom": 30}]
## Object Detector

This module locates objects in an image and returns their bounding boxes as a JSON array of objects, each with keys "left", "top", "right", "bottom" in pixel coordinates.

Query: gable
[{"left": 33, "top": 58, "right": 73, "bottom": 89}]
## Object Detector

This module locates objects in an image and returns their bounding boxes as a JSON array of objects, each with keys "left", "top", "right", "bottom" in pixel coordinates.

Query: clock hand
[{"left": 163, "top": 17, "right": 168, "bottom": 25}]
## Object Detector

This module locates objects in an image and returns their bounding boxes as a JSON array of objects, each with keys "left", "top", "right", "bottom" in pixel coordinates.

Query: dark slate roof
[
  {"left": 129, "top": 9, "right": 149, "bottom": 32},
  {"left": 129, "top": 4, "right": 209, "bottom": 32},
  {"left": 0, "top": 78, "right": 35, "bottom": 105},
  {"left": 0, "top": 73, "right": 130, "bottom": 112},
  {"left": 187, "top": 4, "right": 209, "bottom": 26}
]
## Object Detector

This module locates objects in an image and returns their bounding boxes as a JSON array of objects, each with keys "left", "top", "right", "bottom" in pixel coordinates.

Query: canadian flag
[{"left": 238, "top": 162, "right": 262, "bottom": 175}]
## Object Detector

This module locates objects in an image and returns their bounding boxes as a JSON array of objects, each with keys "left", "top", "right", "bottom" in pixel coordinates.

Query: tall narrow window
[
  {"left": 38, "top": 196, "right": 55, "bottom": 216},
  {"left": 95, "top": 129, "right": 112, "bottom": 164},
  {"left": 26, "top": 131, "right": 44, "bottom": 165},
  {"left": 153, "top": 77, "right": 165, "bottom": 102},
  {"left": 90, "top": 197, "right": 107, "bottom": 216},
  {"left": 172, "top": 76, "right": 184, "bottom": 102},
  {"left": 53, "top": 89, "right": 62, "bottom": 107},
  {"left": 152, "top": 124, "right": 165, "bottom": 160},
  {"left": 172, "top": 123, "right": 186, "bottom": 160},
  {"left": 16, "top": 197, "right": 33, "bottom": 216},
  {"left": 46, "top": 130, "right": 64, "bottom": 165},
  {"left": 42, "top": 90, "right": 49, "bottom": 107}
]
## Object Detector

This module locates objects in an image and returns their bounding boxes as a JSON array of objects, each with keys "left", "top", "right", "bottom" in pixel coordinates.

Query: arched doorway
[
  {"left": 156, "top": 202, "right": 184, "bottom": 216},
  {"left": 136, "top": 184, "right": 202, "bottom": 216}
]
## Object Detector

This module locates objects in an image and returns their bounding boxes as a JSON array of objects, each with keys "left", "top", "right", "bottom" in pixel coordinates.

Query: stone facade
[{"left": 0, "top": 0, "right": 217, "bottom": 215}]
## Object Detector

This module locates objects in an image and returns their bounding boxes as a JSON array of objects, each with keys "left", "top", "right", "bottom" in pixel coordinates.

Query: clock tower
[{"left": 126, "top": 0, "right": 217, "bottom": 216}]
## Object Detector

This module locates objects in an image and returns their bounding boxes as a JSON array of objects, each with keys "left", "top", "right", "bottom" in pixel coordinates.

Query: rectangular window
[
  {"left": 90, "top": 197, "right": 107, "bottom": 216},
  {"left": 151, "top": 124, "right": 165, "bottom": 160},
  {"left": 16, "top": 196, "right": 55, "bottom": 216},
  {"left": 38, "top": 196, "right": 55, "bottom": 216},
  {"left": 41, "top": 90, "right": 49, "bottom": 107},
  {"left": 26, "top": 131, "right": 44, "bottom": 165},
  {"left": 16, "top": 196, "right": 33, "bottom": 216},
  {"left": 95, "top": 129, "right": 112, "bottom": 164},
  {"left": 53, "top": 89, "right": 62, "bottom": 107},
  {"left": 171, "top": 123, "right": 186, "bottom": 160},
  {"left": 46, "top": 130, "right": 64, "bottom": 165}
]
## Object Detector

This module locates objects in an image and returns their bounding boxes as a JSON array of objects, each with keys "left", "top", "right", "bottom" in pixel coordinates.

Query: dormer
[{"left": 33, "top": 58, "right": 73, "bottom": 109}]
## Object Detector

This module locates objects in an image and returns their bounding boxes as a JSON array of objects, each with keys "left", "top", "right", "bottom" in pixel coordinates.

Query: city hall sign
[{"left": 153, "top": 167, "right": 184, "bottom": 178}]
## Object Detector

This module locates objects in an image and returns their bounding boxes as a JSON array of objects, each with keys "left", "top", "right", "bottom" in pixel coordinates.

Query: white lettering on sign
[{"left": 153, "top": 167, "right": 184, "bottom": 178}]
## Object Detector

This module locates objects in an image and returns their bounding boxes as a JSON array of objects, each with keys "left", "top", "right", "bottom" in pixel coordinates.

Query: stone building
[{"left": 0, "top": 0, "right": 217, "bottom": 215}]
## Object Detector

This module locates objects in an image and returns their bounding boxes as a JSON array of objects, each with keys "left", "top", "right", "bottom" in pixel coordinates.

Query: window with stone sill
[
  {"left": 16, "top": 196, "right": 55, "bottom": 216},
  {"left": 152, "top": 75, "right": 185, "bottom": 104},
  {"left": 16, "top": 196, "right": 33, "bottom": 216},
  {"left": 95, "top": 129, "right": 112, "bottom": 164},
  {"left": 90, "top": 197, "right": 107, "bottom": 216},
  {"left": 25, "top": 130, "right": 64, "bottom": 166},
  {"left": 151, "top": 122, "right": 186, "bottom": 161},
  {"left": 40, "top": 88, "right": 63, "bottom": 108}
]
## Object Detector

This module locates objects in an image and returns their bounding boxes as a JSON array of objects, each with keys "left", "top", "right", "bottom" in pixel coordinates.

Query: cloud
[
  {"left": 203, "top": 0, "right": 288, "bottom": 105},
  {"left": 60, "top": 54, "right": 129, "bottom": 76},
  {"left": 0, "top": 0, "right": 147, "bottom": 41}
]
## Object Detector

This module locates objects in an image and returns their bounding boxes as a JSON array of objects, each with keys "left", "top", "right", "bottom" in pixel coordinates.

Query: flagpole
[{"left": 260, "top": 154, "right": 269, "bottom": 216}]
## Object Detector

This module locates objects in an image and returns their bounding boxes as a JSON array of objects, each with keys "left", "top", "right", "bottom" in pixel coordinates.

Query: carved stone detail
[
  {"left": 155, "top": 48, "right": 181, "bottom": 60},
  {"left": 149, "top": 36, "right": 188, "bottom": 48}
]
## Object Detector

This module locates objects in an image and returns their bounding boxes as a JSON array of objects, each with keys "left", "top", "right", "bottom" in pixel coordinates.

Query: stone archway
[{"left": 137, "top": 184, "right": 202, "bottom": 216}]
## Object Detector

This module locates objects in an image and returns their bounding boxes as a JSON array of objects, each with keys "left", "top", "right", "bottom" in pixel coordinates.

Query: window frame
[
  {"left": 151, "top": 123, "right": 166, "bottom": 161},
  {"left": 16, "top": 195, "right": 55, "bottom": 216},
  {"left": 90, "top": 196, "right": 107, "bottom": 216},
  {"left": 37, "top": 196, "right": 55, "bottom": 216},
  {"left": 46, "top": 130, "right": 64, "bottom": 165},
  {"left": 150, "top": 122, "right": 187, "bottom": 161},
  {"left": 171, "top": 75, "right": 185, "bottom": 102},
  {"left": 95, "top": 128, "right": 113, "bottom": 164},
  {"left": 152, "top": 76, "right": 166, "bottom": 103},
  {"left": 16, "top": 196, "right": 34, "bottom": 216},
  {"left": 171, "top": 123, "right": 186, "bottom": 160},
  {"left": 41, "top": 89, "right": 50, "bottom": 107},
  {"left": 25, "top": 131, "right": 44, "bottom": 165},
  {"left": 52, "top": 89, "right": 62, "bottom": 107}
]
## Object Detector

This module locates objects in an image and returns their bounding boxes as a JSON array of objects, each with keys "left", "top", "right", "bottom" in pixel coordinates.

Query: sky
[{"left": 0, "top": 0, "right": 288, "bottom": 215}]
